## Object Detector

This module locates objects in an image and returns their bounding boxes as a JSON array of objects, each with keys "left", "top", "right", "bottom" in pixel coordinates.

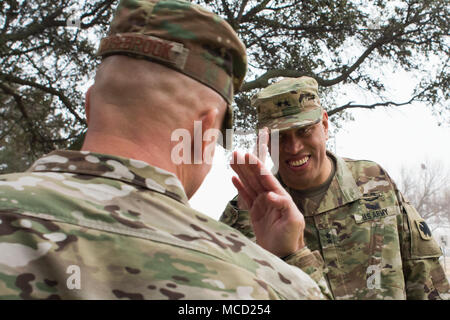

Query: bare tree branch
[
  {"left": 0, "top": 83, "right": 42, "bottom": 145},
  {"left": 4, "top": 8, "right": 65, "bottom": 42},
  {"left": 328, "top": 98, "right": 416, "bottom": 117},
  {"left": 0, "top": 73, "right": 86, "bottom": 126},
  {"left": 236, "top": 0, "right": 249, "bottom": 23},
  {"left": 220, "top": 0, "right": 236, "bottom": 28},
  {"left": 399, "top": 160, "right": 450, "bottom": 223},
  {"left": 240, "top": 0, "right": 273, "bottom": 24}
]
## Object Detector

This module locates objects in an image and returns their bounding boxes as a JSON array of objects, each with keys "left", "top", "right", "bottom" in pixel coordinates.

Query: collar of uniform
[
  {"left": 28, "top": 150, "right": 189, "bottom": 205},
  {"left": 315, "top": 151, "right": 362, "bottom": 214}
]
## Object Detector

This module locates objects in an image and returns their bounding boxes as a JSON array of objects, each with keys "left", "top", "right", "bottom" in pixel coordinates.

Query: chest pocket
[
  {"left": 349, "top": 199, "right": 401, "bottom": 260},
  {"left": 346, "top": 205, "right": 400, "bottom": 261},
  {"left": 319, "top": 197, "right": 405, "bottom": 298},
  {"left": 350, "top": 205, "right": 400, "bottom": 265}
]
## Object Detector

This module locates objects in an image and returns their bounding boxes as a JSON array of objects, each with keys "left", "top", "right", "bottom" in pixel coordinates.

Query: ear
[
  {"left": 190, "top": 108, "right": 220, "bottom": 165},
  {"left": 84, "top": 86, "right": 93, "bottom": 125},
  {"left": 200, "top": 108, "right": 219, "bottom": 157},
  {"left": 322, "top": 110, "right": 329, "bottom": 140}
]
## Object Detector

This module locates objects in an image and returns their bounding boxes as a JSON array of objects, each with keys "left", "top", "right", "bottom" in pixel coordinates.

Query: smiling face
[{"left": 273, "top": 110, "right": 332, "bottom": 190}]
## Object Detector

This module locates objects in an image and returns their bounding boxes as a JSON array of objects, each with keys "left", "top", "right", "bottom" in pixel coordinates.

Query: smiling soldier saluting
[{"left": 221, "top": 76, "right": 450, "bottom": 300}]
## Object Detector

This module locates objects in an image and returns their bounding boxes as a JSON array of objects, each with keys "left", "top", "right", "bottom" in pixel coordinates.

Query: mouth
[{"left": 287, "top": 155, "right": 311, "bottom": 169}]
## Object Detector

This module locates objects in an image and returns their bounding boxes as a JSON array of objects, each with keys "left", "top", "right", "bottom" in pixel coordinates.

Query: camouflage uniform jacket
[
  {"left": 0, "top": 150, "right": 327, "bottom": 300},
  {"left": 221, "top": 151, "right": 450, "bottom": 300}
]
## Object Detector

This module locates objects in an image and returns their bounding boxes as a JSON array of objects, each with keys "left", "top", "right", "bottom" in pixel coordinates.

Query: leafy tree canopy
[{"left": 0, "top": 0, "right": 448, "bottom": 172}]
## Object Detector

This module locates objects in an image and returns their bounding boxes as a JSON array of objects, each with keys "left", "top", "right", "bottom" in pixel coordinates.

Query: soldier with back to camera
[{"left": 0, "top": 0, "right": 330, "bottom": 300}]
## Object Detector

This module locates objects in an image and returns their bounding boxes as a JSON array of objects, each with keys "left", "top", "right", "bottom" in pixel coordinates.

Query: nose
[{"left": 282, "top": 134, "right": 304, "bottom": 155}]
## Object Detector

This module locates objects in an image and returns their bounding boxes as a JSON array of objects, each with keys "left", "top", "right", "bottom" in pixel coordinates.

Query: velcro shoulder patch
[
  {"left": 404, "top": 202, "right": 442, "bottom": 259},
  {"left": 415, "top": 220, "right": 432, "bottom": 241}
]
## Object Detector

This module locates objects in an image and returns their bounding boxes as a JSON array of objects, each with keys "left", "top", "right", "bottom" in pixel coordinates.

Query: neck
[
  {"left": 320, "top": 155, "right": 333, "bottom": 184},
  {"left": 81, "top": 132, "right": 191, "bottom": 194}
]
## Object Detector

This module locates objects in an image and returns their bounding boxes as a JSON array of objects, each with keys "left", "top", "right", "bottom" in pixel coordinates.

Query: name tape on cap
[{"left": 98, "top": 33, "right": 189, "bottom": 70}]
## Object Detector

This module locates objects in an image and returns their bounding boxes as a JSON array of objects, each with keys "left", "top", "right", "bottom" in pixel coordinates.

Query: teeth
[{"left": 289, "top": 157, "right": 309, "bottom": 167}]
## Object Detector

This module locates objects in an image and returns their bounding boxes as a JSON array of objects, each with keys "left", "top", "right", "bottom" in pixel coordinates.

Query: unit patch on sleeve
[{"left": 415, "top": 220, "right": 432, "bottom": 241}]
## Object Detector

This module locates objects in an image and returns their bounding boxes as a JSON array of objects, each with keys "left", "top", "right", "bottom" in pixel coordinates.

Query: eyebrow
[
  {"left": 279, "top": 123, "right": 316, "bottom": 137},
  {"left": 297, "top": 125, "right": 314, "bottom": 132}
]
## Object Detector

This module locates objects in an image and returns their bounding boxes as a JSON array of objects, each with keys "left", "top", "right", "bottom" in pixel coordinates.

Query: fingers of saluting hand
[
  {"left": 250, "top": 191, "right": 305, "bottom": 257},
  {"left": 230, "top": 152, "right": 264, "bottom": 200},
  {"left": 250, "top": 192, "right": 282, "bottom": 224},
  {"left": 253, "top": 127, "right": 269, "bottom": 165},
  {"left": 231, "top": 176, "right": 253, "bottom": 209},
  {"left": 251, "top": 191, "right": 293, "bottom": 218},
  {"left": 230, "top": 152, "right": 257, "bottom": 202},
  {"left": 230, "top": 151, "right": 287, "bottom": 202}
]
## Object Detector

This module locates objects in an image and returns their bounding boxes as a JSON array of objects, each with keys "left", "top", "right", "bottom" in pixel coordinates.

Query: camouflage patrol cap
[
  {"left": 96, "top": 0, "right": 248, "bottom": 148},
  {"left": 252, "top": 76, "right": 323, "bottom": 132}
]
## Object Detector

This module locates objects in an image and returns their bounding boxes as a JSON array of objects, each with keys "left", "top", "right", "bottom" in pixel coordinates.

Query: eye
[{"left": 297, "top": 126, "right": 313, "bottom": 137}]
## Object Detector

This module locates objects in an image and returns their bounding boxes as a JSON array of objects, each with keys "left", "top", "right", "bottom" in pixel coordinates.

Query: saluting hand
[
  {"left": 230, "top": 151, "right": 306, "bottom": 258},
  {"left": 236, "top": 127, "right": 269, "bottom": 210}
]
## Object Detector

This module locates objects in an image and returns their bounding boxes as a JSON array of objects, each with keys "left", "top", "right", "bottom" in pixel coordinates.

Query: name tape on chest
[{"left": 353, "top": 207, "right": 397, "bottom": 224}]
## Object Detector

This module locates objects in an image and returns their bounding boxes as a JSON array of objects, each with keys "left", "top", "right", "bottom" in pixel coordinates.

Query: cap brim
[{"left": 258, "top": 107, "right": 323, "bottom": 132}]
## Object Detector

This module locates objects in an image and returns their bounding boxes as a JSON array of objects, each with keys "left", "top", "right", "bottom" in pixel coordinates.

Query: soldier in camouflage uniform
[
  {"left": 221, "top": 76, "right": 450, "bottom": 300},
  {"left": 0, "top": 0, "right": 328, "bottom": 300}
]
